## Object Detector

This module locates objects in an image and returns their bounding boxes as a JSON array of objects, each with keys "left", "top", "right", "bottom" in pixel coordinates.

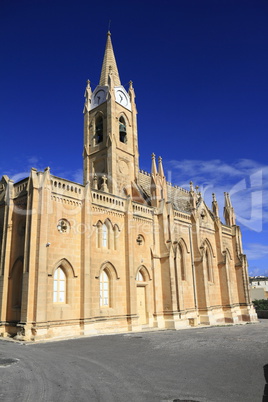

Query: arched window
[
  {"left": 178, "top": 244, "right": 186, "bottom": 281},
  {"left": 205, "top": 249, "right": 213, "bottom": 282},
  {"left": 119, "top": 116, "right": 127, "bottom": 143},
  {"left": 100, "top": 269, "right": 109, "bottom": 307},
  {"left": 11, "top": 260, "right": 23, "bottom": 309},
  {"left": 96, "top": 221, "right": 102, "bottom": 248},
  {"left": 102, "top": 223, "right": 108, "bottom": 247},
  {"left": 53, "top": 268, "right": 66, "bottom": 303},
  {"left": 114, "top": 225, "right": 119, "bottom": 250},
  {"left": 96, "top": 115, "right": 103, "bottom": 144}
]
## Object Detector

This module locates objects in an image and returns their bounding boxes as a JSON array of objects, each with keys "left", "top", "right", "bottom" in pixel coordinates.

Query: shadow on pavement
[{"left": 263, "top": 364, "right": 268, "bottom": 402}]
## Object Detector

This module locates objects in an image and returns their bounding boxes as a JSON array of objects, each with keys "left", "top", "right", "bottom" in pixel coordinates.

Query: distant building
[
  {"left": 0, "top": 32, "right": 257, "bottom": 341},
  {"left": 249, "top": 276, "right": 268, "bottom": 300}
]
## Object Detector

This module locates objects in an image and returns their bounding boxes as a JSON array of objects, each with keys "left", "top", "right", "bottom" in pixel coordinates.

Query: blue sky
[{"left": 1, "top": 0, "right": 267, "bottom": 275}]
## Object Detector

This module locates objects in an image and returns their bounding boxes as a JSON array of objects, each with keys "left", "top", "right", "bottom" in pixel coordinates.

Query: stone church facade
[{"left": 0, "top": 33, "right": 257, "bottom": 341}]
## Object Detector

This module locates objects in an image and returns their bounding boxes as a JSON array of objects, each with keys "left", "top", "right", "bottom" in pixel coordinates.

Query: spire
[{"left": 99, "top": 32, "right": 121, "bottom": 87}]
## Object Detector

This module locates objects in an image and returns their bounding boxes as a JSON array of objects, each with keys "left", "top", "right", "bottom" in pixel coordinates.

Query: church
[{"left": 0, "top": 32, "right": 257, "bottom": 341}]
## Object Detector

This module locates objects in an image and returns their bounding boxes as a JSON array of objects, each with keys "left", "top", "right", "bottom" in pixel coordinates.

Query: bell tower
[{"left": 83, "top": 32, "right": 139, "bottom": 196}]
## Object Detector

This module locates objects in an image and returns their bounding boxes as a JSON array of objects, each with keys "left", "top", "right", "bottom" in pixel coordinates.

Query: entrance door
[{"left": 137, "top": 286, "right": 147, "bottom": 325}]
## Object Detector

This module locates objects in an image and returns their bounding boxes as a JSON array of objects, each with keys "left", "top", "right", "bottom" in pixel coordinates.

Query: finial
[
  {"left": 195, "top": 185, "right": 199, "bottom": 191},
  {"left": 190, "top": 181, "right": 194, "bottom": 192},
  {"left": 151, "top": 153, "right": 155, "bottom": 160},
  {"left": 212, "top": 193, "right": 216, "bottom": 202},
  {"left": 93, "top": 174, "right": 98, "bottom": 190},
  {"left": 129, "top": 80, "right": 133, "bottom": 88},
  {"left": 108, "top": 20, "right": 111, "bottom": 33},
  {"left": 224, "top": 192, "right": 232, "bottom": 207},
  {"left": 86, "top": 79, "right": 90, "bottom": 87}
]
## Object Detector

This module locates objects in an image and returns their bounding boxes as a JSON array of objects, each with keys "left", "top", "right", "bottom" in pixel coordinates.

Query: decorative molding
[
  {"left": 92, "top": 206, "right": 124, "bottom": 218},
  {"left": 51, "top": 195, "right": 82, "bottom": 206}
]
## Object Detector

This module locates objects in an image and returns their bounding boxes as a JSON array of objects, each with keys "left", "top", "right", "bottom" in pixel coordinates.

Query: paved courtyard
[{"left": 0, "top": 320, "right": 267, "bottom": 402}]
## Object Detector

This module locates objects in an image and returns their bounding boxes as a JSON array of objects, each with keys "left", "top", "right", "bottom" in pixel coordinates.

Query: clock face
[
  {"left": 94, "top": 89, "right": 106, "bottom": 105},
  {"left": 115, "top": 89, "right": 129, "bottom": 107},
  {"left": 119, "top": 160, "right": 129, "bottom": 175}
]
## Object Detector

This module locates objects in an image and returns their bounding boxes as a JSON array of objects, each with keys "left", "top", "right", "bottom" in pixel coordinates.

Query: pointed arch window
[
  {"left": 53, "top": 268, "right": 66, "bottom": 303},
  {"left": 119, "top": 116, "right": 127, "bottom": 143},
  {"left": 96, "top": 115, "right": 103, "bottom": 144},
  {"left": 100, "top": 269, "right": 109, "bottom": 307},
  {"left": 114, "top": 225, "right": 119, "bottom": 250},
  {"left": 96, "top": 222, "right": 101, "bottom": 248},
  {"left": 11, "top": 260, "right": 23, "bottom": 310},
  {"left": 102, "top": 223, "right": 108, "bottom": 247},
  {"left": 178, "top": 244, "right": 186, "bottom": 281},
  {"left": 205, "top": 249, "right": 213, "bottom": 282}
]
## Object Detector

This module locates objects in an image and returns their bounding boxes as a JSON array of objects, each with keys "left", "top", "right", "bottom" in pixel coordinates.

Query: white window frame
[
  {"left": 53, "top": 267, "right": 66, "bottom": 303},
  {"left": 100, "top": 270, "right": 109, "bottom": 307}
]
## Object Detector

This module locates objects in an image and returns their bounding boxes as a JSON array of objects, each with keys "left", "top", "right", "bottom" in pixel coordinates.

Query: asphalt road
[{"left": 0, "top": 320, "right": 267, "bottom": 402}]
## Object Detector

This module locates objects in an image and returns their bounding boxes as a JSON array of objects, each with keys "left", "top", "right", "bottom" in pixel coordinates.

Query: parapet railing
[
  {"left": 91, "top": 190, "right": 126, "bottom": 212},
  {"left": 51, "top": 176, "right": 84, "bottom": 199}
]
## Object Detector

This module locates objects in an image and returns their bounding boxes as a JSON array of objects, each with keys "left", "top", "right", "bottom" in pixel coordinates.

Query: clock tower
[{"left": 83, "top": 32, "right": 139, "bottom": 196}]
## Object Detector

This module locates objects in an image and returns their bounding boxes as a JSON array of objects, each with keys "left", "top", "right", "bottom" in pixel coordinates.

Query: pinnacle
[
  {"left": 151, "top": 153, "right": 157, "bottom": 176},
  {"left": 158, "top": 156, "right": 165, "bottom": 178}
]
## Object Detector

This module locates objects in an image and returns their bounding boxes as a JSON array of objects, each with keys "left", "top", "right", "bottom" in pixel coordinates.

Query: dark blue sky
[{"left": 1, "top": 0, "right": 267, "bottom": 274}]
